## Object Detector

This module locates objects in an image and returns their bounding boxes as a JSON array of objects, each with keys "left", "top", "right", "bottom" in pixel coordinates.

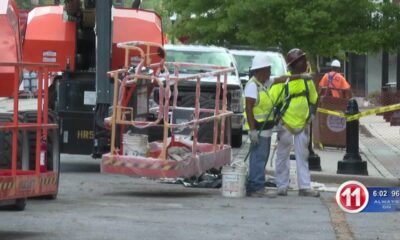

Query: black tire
[
  {"left": 0, "top": 113, "right": 27, "bottom": 170},
  {"left": 11, "top": 198, "right": 27, "bottom": 211},
  {"left": 22, "top": 111, "right": 60, "bottom": 199}
]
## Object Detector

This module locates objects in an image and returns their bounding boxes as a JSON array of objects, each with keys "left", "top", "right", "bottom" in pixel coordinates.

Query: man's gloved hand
[{"left": 249, "top": 130, "right": 259, "bottom": 145}]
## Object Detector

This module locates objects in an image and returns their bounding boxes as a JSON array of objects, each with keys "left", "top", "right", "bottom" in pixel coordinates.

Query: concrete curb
[{"left": 266, "top": 169, "right": 400, "bottom": 187}]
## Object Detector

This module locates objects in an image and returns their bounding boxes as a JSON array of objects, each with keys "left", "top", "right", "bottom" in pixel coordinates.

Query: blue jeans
[{"left": 247, "top": 136, "right": 271, "bottom": 193}]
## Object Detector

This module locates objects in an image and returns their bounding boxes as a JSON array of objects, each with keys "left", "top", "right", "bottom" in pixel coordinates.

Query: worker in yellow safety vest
[
  {"left": 269, "top": 48, "right": 320, "bottom": 197},
  {"left": 244, "top": 54, "right": 277, "bottom": 198}
]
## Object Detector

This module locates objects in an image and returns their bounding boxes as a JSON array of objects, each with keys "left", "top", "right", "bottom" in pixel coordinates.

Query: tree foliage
[
  {"left": 164, "top": 0, "right": 400, "bottom": 57},
  {"left": 15, "top": 0, "right": 55, "bottom": 9}
]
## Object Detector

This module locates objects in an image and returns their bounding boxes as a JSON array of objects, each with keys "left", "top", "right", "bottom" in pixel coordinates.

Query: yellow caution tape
[
  {"left": 347, "top": 103, "right": 400, "bottom": 121},
  {"left": 317, "top": 103, "right": 400, "bottom": 122},
  {"left": 316, "top": 108, "right": 346, "bottom": 118}
]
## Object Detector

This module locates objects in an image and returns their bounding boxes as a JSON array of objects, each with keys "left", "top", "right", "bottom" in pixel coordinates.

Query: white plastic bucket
[
  {"left": 221, "top": 165, "right": 247, "bottom": 198},
  {"left": 123, "top": 133, "right": 148, "bottom": 157}
]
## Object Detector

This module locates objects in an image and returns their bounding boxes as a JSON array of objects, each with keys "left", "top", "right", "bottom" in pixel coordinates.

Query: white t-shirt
[
  {"left": 244, "top": 79, "right": 272, "bottom": 137},
  {"left": 244, "top": 79, "right": 274, "bottom": 101},
  {"left": 244, "top": 81, "right": 259, "bottom": 101}
]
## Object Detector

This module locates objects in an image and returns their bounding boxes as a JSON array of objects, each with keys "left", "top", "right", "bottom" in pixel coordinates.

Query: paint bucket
[
  {"left": 123, "top": 133, "right": 148, "bottom": 157},
  {"left": 221, "top": 165, "right": 247, "bottom": 198}
]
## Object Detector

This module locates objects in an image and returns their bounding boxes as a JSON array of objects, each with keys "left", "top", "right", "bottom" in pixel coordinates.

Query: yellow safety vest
[
  {"left": 244, "top": 77, "right": 274, "bottom": 131},
  {"left": 269, "top": 77, "right": 318, "bottom": 132}
]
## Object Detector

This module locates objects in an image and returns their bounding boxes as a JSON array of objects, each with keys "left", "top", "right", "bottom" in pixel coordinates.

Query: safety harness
[
  {"left": 279, "top": 79, "right": 310, "bottom": 117},
  {"left": 325, "top": 72, "right": 337, "bottom": 96}
]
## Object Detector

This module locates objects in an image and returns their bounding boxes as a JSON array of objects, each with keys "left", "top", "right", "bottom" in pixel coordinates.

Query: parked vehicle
[
  {"left": 161, "top": 44, "right": 244, "bottom": 148},
  {"left": 229, "top": 49, "right": 287, "bottom": 86}
]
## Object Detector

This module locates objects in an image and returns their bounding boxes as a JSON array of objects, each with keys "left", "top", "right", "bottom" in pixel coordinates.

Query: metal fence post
[{"left": 337, "top": 99, "right": 368, "bottom": 175}]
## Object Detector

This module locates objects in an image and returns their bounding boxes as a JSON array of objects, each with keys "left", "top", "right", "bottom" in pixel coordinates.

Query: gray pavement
[
  {"left": 2, "top": 156, "right": 338, "bottom": 240},
  {"left": 1, "top": 98, "right": 400, "bottom": 239},
  {"left": 235, "top": 124, "right": 400, "bottom": 188},
  {"left": 360, "top": 115, "right": 400, "bottom": 178},
  {"left": 1, "top": 156, "right": 399, "bottom": 240}
]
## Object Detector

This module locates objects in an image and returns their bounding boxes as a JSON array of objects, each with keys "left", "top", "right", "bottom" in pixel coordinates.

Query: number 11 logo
[{"left": 336, "top": 181, "right": 369, "bottom": 213}]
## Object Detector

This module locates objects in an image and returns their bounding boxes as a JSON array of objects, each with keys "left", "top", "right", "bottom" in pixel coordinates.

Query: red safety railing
[
  {"left": 0, "top": 62, "right": 59, "bottom": 203},
  {"left": 102, "top": 41, "right": 233, "bottom": 178}
]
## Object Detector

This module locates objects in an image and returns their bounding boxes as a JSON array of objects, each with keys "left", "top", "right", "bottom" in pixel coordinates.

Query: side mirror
[{"left": 157, "top": 47, "right": 165, "bottom": 59}]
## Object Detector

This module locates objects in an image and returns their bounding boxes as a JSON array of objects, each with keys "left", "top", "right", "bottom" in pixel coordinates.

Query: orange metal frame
[
  {"left": 101, "top": 41, "right": 233, "bottom": 179},
  {"left": 0, "top": 62, "right": 59, "bottom": 201}
]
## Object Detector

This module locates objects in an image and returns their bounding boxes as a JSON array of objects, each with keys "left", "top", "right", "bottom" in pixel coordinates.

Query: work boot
[
  {"left": 247, "top": 188, "right": 277, "bottom": 198},
  {"left": 265, "top": 187, "right": 278, "bottom": 198},
  {"left": 298, "top": 189, "right": 320, "bottom": 197},
  {"left": 277, "top": 188, "right": 288, "bottom": 196}
]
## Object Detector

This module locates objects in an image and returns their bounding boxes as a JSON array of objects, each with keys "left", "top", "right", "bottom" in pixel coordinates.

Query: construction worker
[
  {"left": 244, "top": 54, "right": 276, "bottom": 197},
  {"left": 319, "top": 59, "right": 351, "bottom": 98},
  {"left": 269, "top": 48, "right": 320, "bottom": 197}
]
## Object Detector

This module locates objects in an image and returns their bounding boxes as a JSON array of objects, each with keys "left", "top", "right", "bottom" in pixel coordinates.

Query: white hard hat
[
  {"left": 331, "top": 59, "right": 341, "bottom": 68},
  {"left": 250, "top": 54, "right": 272, "bottom": 71}
]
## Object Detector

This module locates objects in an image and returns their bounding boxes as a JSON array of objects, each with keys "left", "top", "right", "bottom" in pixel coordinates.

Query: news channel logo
[{"left": 336, "top": 181, "right": 400, "bottom": 213}]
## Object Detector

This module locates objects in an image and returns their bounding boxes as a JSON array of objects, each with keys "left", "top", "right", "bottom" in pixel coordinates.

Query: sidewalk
[
  {"left": 360, "top": 114, "right": 400, "bottom": 177},
  {"left": 234, "top": 123, "right": 400, "bottom": 189}
]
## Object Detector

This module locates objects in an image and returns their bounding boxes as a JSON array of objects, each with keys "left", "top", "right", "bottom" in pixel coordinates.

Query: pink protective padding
[{"left": 101, "top": 141, "right": 231, "bottom": 179}]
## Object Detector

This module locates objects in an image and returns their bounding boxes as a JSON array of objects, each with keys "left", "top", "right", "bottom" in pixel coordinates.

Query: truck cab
[{"left": 163, "top": 44, "right": 244, "bottom": 148}]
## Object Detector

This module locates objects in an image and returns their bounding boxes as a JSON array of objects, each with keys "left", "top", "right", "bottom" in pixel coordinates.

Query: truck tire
[
  {"left": 0, "top": 113, "right": 28, "bottom": 170},
  {"left": 11, "top": 198, "right": 27, "bottom": 211},
  {"left": 22, "top": 111, "right": 60, "bottom": 199}
]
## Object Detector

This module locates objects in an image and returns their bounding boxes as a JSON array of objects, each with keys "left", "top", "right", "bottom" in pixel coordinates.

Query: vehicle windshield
[
  {"left": 166, "top": 50, "right": 234, "bottom": 74},
  {"left": 233, "top": 53, "right": 286, "bottom": 77}
]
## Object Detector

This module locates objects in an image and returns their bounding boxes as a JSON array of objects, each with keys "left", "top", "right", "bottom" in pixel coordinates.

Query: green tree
[
  {"left": 15, "top": 0, "right": 32, "bottom": 9},
  {"left": 164, "top": 0, "right": 400, "bottom": 57},
  {"left": 16, "top": 0, "right": 58, "bottom": 9},
  {"left": 374, "top": 0, "right": 400, "bottom": 53},
  {"left": 164, "top": 0, "right": 239, "bottom": 46}
]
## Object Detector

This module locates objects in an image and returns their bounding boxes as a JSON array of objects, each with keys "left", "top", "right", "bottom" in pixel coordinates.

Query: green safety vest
[
  {"left": 244, "top": 77, "right": 274, "bottom": 131},
  {"left": 269, "top": 77, "right": 318, "bottom": 132}
]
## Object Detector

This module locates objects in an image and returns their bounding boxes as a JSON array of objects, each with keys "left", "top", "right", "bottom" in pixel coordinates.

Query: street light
[{"left": 169, "top": 13, "right": 177, "bottom": 44}]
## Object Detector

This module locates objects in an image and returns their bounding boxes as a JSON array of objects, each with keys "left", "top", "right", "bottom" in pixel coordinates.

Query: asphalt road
[{"left": 0, "top": 154, "right": 399, "bottom": 240}]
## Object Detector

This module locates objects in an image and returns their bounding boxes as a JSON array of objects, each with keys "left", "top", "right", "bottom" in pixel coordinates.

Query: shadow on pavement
[
  {"left": 104, "top": 190, "right": 215, "bottom": 198},
  {"left": 60, "top": 154, "right": 100, "bottom": 173},
  {"left": 0, "top": 231, "right": 49, "bottom": 240},
  {"left": 60, "top": 162, "right": 100, "bottom": 173}
]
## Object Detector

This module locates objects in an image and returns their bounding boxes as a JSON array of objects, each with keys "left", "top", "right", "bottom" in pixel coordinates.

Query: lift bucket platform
[
  {"left": 101, "top": 41, "right": 233, "bottom": 179},
  {"left": 102, "top": 141, "right": 231, "bottom": 179},
  {"left": 0, "top": 62, "right": 60, "bottom": 209}
]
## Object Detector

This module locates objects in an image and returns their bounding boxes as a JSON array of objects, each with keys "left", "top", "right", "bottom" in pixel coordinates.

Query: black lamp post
[{"left": 170, "top": 13, "right": 177, "bottom": 44}]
